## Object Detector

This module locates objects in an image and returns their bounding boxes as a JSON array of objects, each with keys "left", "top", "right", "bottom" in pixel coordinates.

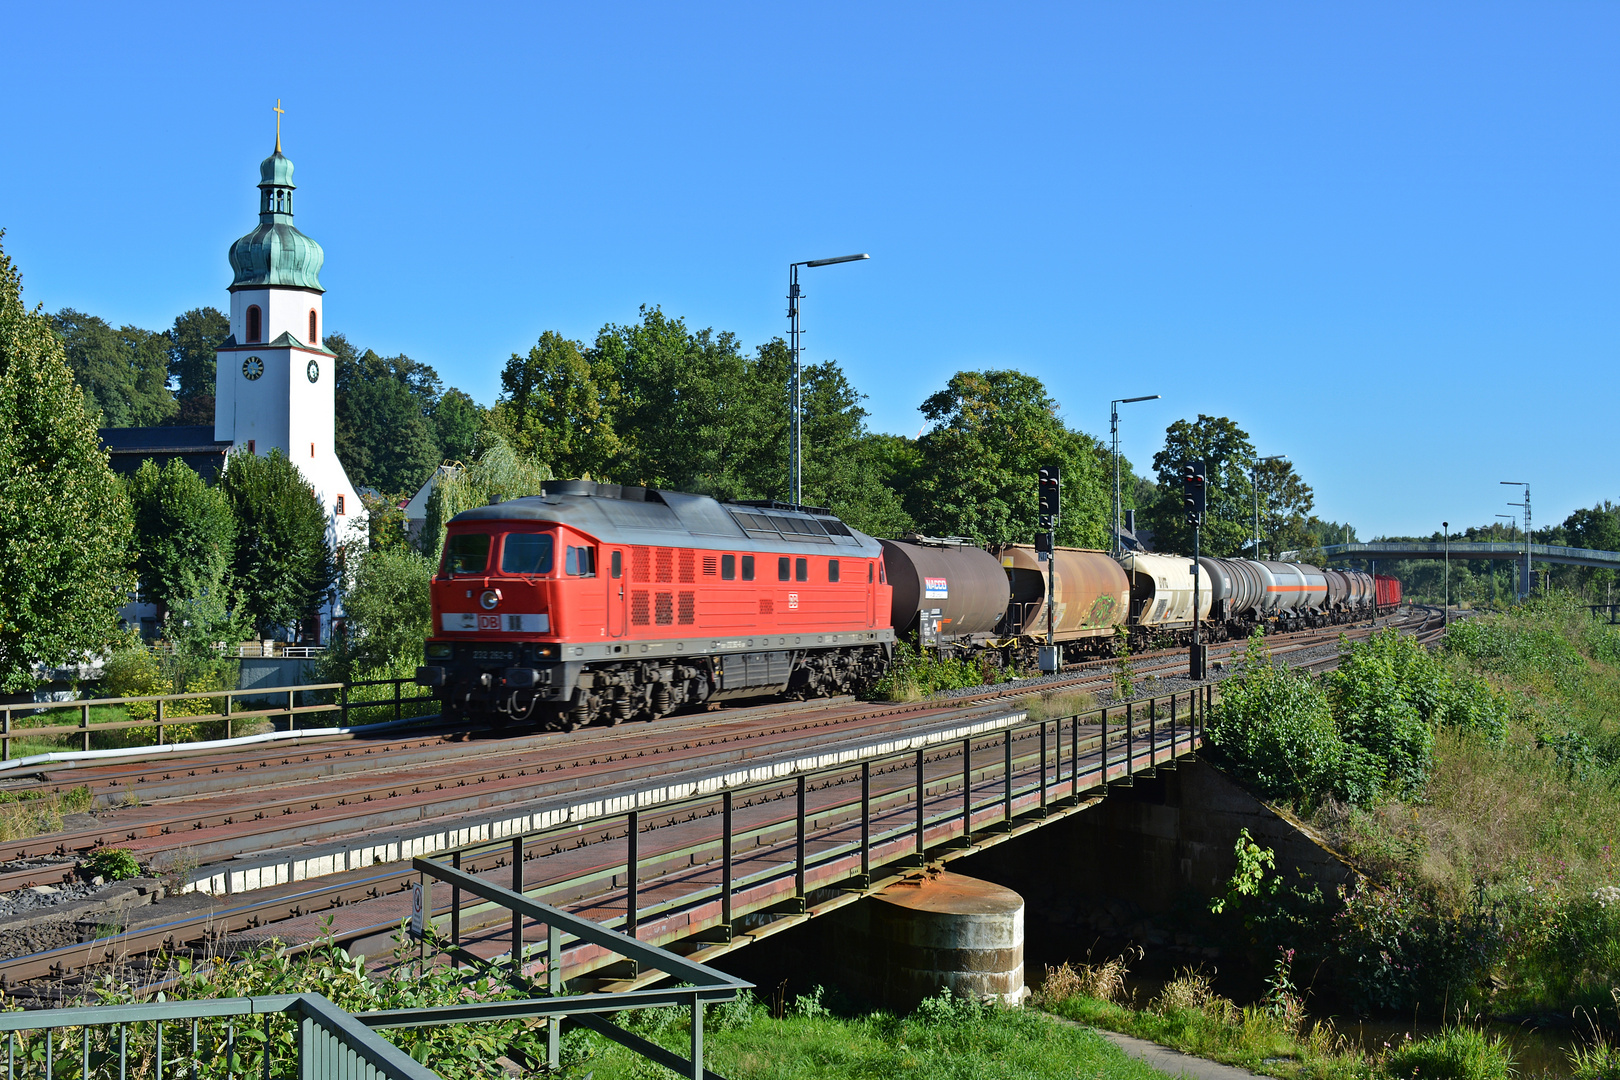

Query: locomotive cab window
[
  {"left": 868, "top": 563, "right": 874, "bottom": 583},
  {"left": 611, "top": 551, "right": 622, "bottom": 579},
  {"left": 501, "top": 533, "right": 554, "bottom": 575},
  {"left": 828, "top": 559, "right": 840, "bottom": 583},
  {"left": 741, "top": 555, "right": 755, "bottom": 581},
  {"left": 565, "top": 545, "right": 596, "bottom": 577},
  {"left": 778, "top": 557, "right": 790, "bottom": 581},
  {"left": 721, "top": 554, "right": 736, "bottom": 580},
  {"left": 445, "top": 534, "right": 491, "bottom": 576},
  {"left": 795, "top": 557, "right": 808, "bottom": 582}
]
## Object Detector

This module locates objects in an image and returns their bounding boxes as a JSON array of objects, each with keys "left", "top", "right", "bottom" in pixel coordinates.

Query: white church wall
[{"left": 229, "top": 287, "right": 324, "bottom": 349}]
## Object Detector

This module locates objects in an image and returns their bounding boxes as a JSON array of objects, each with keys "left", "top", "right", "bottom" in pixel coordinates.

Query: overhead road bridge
[{"left": 1321, "top": 541, "right": 1620, "bottom": 571}]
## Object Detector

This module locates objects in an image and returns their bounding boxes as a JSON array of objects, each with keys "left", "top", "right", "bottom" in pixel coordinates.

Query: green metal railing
[
  {"left": 0, "top": 993, "right": 438, "bottom": 1079},
  {"left": 0, "top": 678, "right": 438, "bottom": 761}
]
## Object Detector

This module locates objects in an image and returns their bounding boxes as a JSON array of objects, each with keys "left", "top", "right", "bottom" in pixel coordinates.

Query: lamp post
[
  {"left": 1442, "top": 521, "right": 1450, "bottom": 627},
  {"left": 1110, "top": 395, "right": 1160, "bottom": 555},
  {"left": 787, "top": 254, "right": 869, "bottom": 506},
  {"left": 1253, "top": 455, "right": 1286, "bottom": 560},
  {"left": 1501, "top": 482, "right": 1530, "bottom": 598}
]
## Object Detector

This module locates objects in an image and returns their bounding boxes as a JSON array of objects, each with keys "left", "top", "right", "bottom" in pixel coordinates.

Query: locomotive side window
[
  {"left": 611, "top": 551, "right": 622, "bottom": 579},
  {"left": 501, "top": 533, "right": 554, "bottom": 575},
  {"left": 778, "top": 557, "right": 790, "bottom": 581},
  {"left": 868, "top": 563, "right": 874, "bottom": 583},
  {"left": 741, "top": 555, "right": 755, "bottom": 581},
  {"left": 828, "top": 559, "right": 840, "bottom": 583},
  {"left": 795, "top": 557, "right": 808, "bottom": 582},
  {"left": 445, "top": 534, "right": 492, "bottom": 576},
  {"left": 721, "top": 554, "right": 736, "bottom": 580},
  {"left": 565, "top": 545, "right": 597, "bottom": 577}
]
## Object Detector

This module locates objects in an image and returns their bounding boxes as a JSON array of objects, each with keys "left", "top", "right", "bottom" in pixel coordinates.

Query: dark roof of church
[{"left": 100, "top": 426, "right": 234, "bottom": 481}]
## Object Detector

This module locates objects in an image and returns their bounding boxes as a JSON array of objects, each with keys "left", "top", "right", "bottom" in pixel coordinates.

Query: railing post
[
  {"left": 1071, "top": 714, "right": 1079, "bottom": 798},
  {"left": 80, "top": 702, "right": 90, "bottom": 753},
  {"left": 547, "top": 921, "right": 562, "bottom": 1070},
  {"left": 626, "top": 809, "right": 639, "bottom": 936},
  {"left": 962, "top": 737, "right": 972, "bottom": 839},
  {"left": 860, "top": 762, "right": 870, "bottom": 886},
  {"left": 689, "top": 988, "right": 705, "bottom": 1080},
  {"left": 2, "top": 707, "right": 10, "bottom": 762},
  {"left": 1125, "top": 700, "right": 1134, "bottom": 777},
  {"left": 287, "top": 688, "right": 296, "bottom": 733},
  {"left": 914, "top": 749, "right": 925, "bottom": 866},
  {"left": 1003, "top": 729, "right": 1012, "bottom": 826},
  {"left": 1100, "top": 707, "right": 1108, "bottom": 783},
  {"left": 451, "top": 850, "right": 462, "bottom": 965},
  {"left": 1149, "top": 697, "right": 1157, "bottom": 767},
  {"left": 340, "top": 681, "right": 349, "bottom": 726},
  {"left": 511, "top": 836, "right": 524, "bottom": 975},
  {"left": 1039, "top": 721, "right": 1048, "bottom": 814},
  {"left": 1170, "top": 693, "right": 1177, "bottom": 755},
  {"left": 394, "top": 679, "right": 402, "bottom": 722},
  {"left": 795, "top": 775, "right": 806, "bottom": 900},
  {"left": 224, "top": 691, "right": 232, "bottom": 740},
  {"left": 156, "top": 697, "right": 165, "bottom": 747},
  {"left": 722, "top": 791, "right": 734, "bottom": 926}
]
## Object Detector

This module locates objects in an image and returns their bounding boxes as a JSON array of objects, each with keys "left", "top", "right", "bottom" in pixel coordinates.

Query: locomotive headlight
[
  {"left": 426, "top": 642, "right": 453, "bottom": 659},
  {"left": 480, "top": 588, "right": 502, "bottom": 610}
]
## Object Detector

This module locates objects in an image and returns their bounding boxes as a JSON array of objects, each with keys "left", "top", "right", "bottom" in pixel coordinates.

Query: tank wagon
[
  {"left": 879, "top": 536, "right": 1008, "bottom": 651},
  {"left": 994, "top": 544, "right": 1129, "bottom": 662}
]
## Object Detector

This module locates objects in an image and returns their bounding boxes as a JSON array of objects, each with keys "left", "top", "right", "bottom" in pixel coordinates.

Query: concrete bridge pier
[{"left": 829, "top": 869, "right": 1026, "bottom": 1011}]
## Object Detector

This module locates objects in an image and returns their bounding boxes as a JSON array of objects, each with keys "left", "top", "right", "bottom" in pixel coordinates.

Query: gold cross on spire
[{"left": 274, "top": 99, "right": 285, "bottom": 152}]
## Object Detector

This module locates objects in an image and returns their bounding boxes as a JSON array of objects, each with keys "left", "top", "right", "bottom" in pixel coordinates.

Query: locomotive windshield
[
  {"left": 444, "top": 533, "right": 491, "bottom": 576},
  {"left": 502, "top": 533, "right": 555, "bottom": 575}
]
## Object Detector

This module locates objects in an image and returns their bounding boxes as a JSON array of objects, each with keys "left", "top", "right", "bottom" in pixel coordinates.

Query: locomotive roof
[{"left": 449, "top": 484, "right": 883, "bottom": 557}]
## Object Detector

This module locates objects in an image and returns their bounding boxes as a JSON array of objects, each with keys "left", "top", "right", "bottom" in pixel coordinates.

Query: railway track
[{"left": 0, "top": 607, "right": 1437, "bottom": 992}]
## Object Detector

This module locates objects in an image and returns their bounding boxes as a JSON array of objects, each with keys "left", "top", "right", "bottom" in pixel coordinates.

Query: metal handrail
[{"left": 0, "top": 677, "right": 437, "bottom": 760}]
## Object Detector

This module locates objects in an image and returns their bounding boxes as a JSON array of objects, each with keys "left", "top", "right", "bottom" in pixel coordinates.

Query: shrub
[
  {"left": 81, "top": 848, "right": 141, "bottom": 881},
  {"left": 1383, "top": 1026, "right": 1515, "bottom": 1080},
  {"left": 1204, "top": 635, "right": 1345, "bottom": 808},
  {"left": 1330, "top": 880, "right": 1503, "bottom": 1013},
  {"left": 872, "top": 642, "right": 985, "bottom": 701}
]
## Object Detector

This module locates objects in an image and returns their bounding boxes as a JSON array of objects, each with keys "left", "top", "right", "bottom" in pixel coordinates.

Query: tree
[
  {"left": 0, "top": 236, "right": 135, "bottom": 692},
  {"left": 904, "top": 370, "right": 1109, "bottom": 548},
  {"left": 51, "top": 308, "right": 177, "bottom": 427},
  {"left": 492, "top": 331, "right": 620, "bottom": 480},
  {"left": 333, "top": 547, "right": 435, "bottom": 674},
  {"left": 219, "top": 448, "right": 335, "bottom": 637},
  {"left": 168, "top": 307, "right": 229, "bottom": 426},
  {"left": 420, "top": 434, "right": 552, "bottom": 559},
  {"left": 126, "top": 458, "right": 237, "bottom": 621},
  {"left": 1255, "top": 456, "right": 1317, "bottom": 560},
  {"left": 329, "top": 334, "right": 442, "bottom": 496},
  {"left": 1144, "top": 414, "right": 1258, "bottom": 556},
  {"left": 431, "top": 388, "right": 483, "bottom": 465}
]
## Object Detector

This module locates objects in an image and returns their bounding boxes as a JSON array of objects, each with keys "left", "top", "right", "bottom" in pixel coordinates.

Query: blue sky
[{"left": 2, "top": 3, "right": 1615, "bottom": 538}]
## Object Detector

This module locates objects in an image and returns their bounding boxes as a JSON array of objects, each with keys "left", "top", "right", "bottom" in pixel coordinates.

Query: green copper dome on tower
[{"left": 227, "top": 146, "right": 325, "bottom": 291}]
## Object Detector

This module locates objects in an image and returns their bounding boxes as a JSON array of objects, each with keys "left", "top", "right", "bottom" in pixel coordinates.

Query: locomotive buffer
[{"left": 1184, "top": 461, "right": 1207, "bottom": 680}]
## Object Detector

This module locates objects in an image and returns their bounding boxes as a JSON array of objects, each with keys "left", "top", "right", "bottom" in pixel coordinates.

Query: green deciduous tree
[
  {"left": 904, "top": 370, "right": 1109, "bottom": 548},
  {"left": 1144, "top": 414, "right": 1258, "bottom": 556},
  {"left": 420, "top": 434, "right": 552, "bottom": 560},
  {"left": 168, "top": 306, "right": 229, "bottom": 426},
  {"left": 51, "top": 308, "right": 177, "bottom": 427},
  {"left": 332, "top": 547, "right": 435, "bottom": 674},
  {"left": 329, "top": 334, "right": 443, "bottom": 496},
  {"left": 431, "top": 387, "right": 483, "bottom": 465},
  {"left": 126, "top": 458, "right": 238, "bottom": 621},
  {"left": 1255, "top": 455, "right": 1317, "bottom": 560},
  {"left": 220, "top": 448, "right": 335, "bottom": 637},
  {"left": 492, "top": 330, "right": 620, "bottom": 480},
  {"left": 0, "top": 237, "right": 136, "bottom": 692}
]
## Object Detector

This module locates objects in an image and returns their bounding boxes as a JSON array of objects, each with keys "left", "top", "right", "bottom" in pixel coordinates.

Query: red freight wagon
[
  {"left": 416, "top": 480, "right": 894, "bottom": 728},
  {"left": 1374, "top": 573, "right": 1402, "bottom": 613}
]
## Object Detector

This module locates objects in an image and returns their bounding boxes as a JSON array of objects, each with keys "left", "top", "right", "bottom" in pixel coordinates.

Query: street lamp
[
  {"left": 1442, "top": 521, "right": 1450, "bottom": 627},
  {"left": 1501, "top": 482, "right": 1531, "bottom": 598},
  {"left": 1110, "top": 395, "right": 1159, "bottom": 555},
  {"left": 1253, "top": 455, "right": 1286, "bottom": 560},
  {"left": 787, "top": 253, "right": 870, "bottom": 506}
]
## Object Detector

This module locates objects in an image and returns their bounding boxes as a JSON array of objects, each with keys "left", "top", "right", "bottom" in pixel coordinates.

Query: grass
[
  {"left": 576, "top": 989, "right": 1176, "bottom": 1080},
  {"left": 0, "top": 785, "right": 92, "bottom": 840},
  {"left": 1023, "top": 688, "right": 1097, "bottom": 721}
]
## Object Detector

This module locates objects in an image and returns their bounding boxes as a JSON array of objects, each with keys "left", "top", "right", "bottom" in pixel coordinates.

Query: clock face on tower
[
  {"left": 242, "top": 356, "right": 264, "bottom": 381},
  {"left": 306, "top": 359, "right": 320, "bottom": 383}
]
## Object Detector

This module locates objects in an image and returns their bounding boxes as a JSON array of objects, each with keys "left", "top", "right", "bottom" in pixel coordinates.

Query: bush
[
  {"left": 1330, "top": 632, "right": 1437, "bottom": 802},
  {"left": 1204, "top": 635, "right": 1345, "bottom": 808},
  {"left": 1384, "top": 1026, "right": 1515, "bottom": 1080},
  {"left": 872, "top": 642, "right": 986, "bottom": 701},
  {"left": 81, "top": 848, "right": 141, "bottom": 881},
  {"left": 1330, "top": 880, "right": 1503, "bottom": 1013}
]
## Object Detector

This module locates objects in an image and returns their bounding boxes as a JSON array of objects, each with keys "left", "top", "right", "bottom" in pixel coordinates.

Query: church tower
[{"left": 213, "top": 120, "right": 364, "bottom": 551}]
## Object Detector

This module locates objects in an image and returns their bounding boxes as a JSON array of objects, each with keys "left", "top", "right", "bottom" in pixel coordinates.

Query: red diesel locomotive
[{"left": 416, "top": 480, "right": 895, "bottom": 727}]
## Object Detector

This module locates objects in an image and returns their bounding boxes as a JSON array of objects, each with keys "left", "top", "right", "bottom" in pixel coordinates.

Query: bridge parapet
[{"left": 1322, "top": 541, "right": 1620, "bottom": 569}]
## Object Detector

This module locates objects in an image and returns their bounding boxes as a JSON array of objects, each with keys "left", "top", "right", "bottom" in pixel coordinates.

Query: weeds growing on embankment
[{"left": 1191, "top": 593, "right": 1620, "bottom": 1025}]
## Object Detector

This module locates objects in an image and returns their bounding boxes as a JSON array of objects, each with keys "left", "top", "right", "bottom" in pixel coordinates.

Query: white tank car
[{"left": 1117, "top": 551, "right": 1213, "bottom": 630}]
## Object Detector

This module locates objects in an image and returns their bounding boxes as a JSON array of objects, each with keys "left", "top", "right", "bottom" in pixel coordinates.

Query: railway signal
[
  {"left": 1038, "top": 465, "right": 1061, "bottom": 528},
  {"left": 1182, "top": 460, "right": 1206, "bottom": 527}
]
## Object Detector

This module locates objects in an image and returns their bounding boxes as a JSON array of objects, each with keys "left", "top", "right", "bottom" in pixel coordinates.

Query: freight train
[{"left": 415, "top": 481, "right": 1401, "bottom": 727}]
